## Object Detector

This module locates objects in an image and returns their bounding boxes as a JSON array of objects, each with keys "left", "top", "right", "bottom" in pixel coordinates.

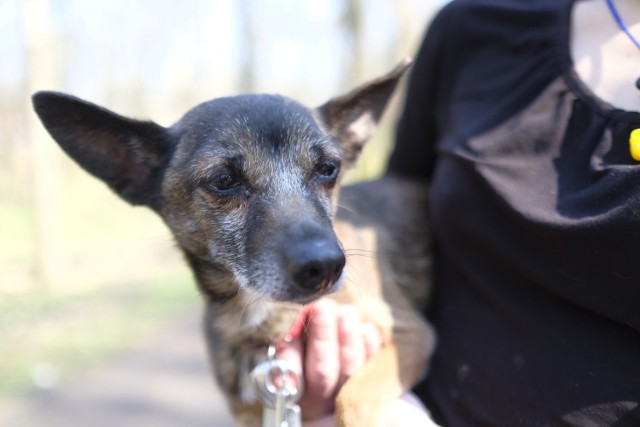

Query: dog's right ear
[{"left": 32, "top": 91, "right": 170, "bottom": 208}]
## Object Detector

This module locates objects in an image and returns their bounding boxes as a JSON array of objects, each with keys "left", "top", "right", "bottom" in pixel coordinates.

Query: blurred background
[{"left": 0, "top": 0, "right": 444, "bottom": 425}]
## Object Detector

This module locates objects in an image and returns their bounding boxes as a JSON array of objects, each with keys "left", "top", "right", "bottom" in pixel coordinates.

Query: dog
[{"left": 32, "top": 59, "right": 435, "bottom": 427}]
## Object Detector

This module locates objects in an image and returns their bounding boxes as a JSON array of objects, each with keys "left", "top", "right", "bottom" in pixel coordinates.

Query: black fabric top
[{"left": 388, "top": 0, "right": 640, "bottom": 425}]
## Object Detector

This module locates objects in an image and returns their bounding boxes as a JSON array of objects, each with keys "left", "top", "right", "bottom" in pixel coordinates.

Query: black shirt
[{"left": 388, "top": 0, "right": 640, "bottom": 425}]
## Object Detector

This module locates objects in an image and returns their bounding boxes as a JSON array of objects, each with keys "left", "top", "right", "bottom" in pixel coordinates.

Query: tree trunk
[{"left": 23, "top": 0, "right": 63, "bottom": 290}]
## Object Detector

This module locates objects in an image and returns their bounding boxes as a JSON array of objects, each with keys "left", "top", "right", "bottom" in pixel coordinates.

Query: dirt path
[{"left": 0, "top": 311, "right": 234, "bottom": 427}]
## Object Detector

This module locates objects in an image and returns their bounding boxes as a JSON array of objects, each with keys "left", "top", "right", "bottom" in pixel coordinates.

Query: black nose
[{"left": 286, "top": 238, "right": 346, "bottom": 292}]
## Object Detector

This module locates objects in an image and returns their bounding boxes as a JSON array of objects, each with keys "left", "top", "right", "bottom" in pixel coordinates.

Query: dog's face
[
  {"left": 31, "top": 60, "right": 410, "bottom": 305},
  {"left": 162, "top": 95, "right": 346, "bottom": 302}
]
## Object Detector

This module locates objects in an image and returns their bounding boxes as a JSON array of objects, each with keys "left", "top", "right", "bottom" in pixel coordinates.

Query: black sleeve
[{"left": 387, "top": 4, "right": 453, "bottom": 180}]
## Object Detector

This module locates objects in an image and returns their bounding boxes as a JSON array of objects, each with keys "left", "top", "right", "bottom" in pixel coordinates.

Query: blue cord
[{"left": 605, "top": 0, "right": 640, "bottom": 51}]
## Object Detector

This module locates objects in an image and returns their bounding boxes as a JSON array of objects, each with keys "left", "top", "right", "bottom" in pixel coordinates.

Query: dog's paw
[{"left": 334, "top": 385, "right": 386, "bottom": 427}]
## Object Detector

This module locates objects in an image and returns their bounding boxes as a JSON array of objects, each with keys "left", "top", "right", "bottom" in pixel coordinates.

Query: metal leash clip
[{"left": 251, "top": 345, "right": 303, "bottom": 427}]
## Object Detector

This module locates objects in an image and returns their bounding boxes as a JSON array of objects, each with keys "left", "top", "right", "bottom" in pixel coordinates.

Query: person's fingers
[
  {"left": 299, "top": 299, "right": 340, "bottom": 418},
  {"left": 277, "top": 333, "right": 304, "bottom": 375},
  {"left": 287, "top": 300, "right": 387, "bottom": 422},
  {"left": 337, "top": 306, "right": 365, "bottom": 387}
]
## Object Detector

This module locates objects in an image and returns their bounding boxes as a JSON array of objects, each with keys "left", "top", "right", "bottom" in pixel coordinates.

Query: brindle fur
[{"left": 32, "top": 59, "right": 435, "bottom": 427}]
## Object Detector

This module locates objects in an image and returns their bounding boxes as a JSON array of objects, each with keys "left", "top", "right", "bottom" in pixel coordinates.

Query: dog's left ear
[{"left": 317, "top": 58, "right": 411, "bottom": 165}]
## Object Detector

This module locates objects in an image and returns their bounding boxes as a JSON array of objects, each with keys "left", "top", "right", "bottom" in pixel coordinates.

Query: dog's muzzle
[
  {"left": 285, "top": 237, "right": 345, "bottom": 292},
  {"left": 280, "top": 219, "right": 345, "bottom": 295}
]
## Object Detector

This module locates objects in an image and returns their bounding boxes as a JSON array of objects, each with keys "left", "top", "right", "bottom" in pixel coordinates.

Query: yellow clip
[{"left": 630, "top": 129, "right": 640, "bottom": 161}]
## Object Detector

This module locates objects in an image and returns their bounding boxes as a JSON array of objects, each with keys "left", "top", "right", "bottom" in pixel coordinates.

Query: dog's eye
[
  {"left": 206, "top": 171, "right": 240, "bottom": 194},
  {"left": 316, "top": 161, "right": 340, "bottom": 181}
]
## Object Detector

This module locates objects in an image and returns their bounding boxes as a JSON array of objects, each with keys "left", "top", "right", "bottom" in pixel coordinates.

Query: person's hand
[{"left": 278, "top": 299, "right": 438, "bottom": 427}]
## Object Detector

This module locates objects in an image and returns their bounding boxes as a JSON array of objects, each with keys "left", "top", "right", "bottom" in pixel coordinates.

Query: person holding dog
[{"left": 285, "top": 0, "right": 640, "bottom": 425}]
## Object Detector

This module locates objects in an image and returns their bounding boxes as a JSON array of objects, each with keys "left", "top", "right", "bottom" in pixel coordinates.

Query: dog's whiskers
[
  {"left": 238, "top": 291, "right": 268, "bottom": 325},
  {"left": 344, "top": 248, "right": 377, "bottom": 260},
  {"left": 345, "top": 276, "right": 364, "bottom": 298},
  {"left": 335, "top": 203, "right": 359, "bottom": 217}
]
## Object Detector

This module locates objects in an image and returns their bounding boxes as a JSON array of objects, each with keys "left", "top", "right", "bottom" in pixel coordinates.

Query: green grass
[
  {"left": 0, "top": 270, "right": 200, "bottom": 397},
  {"left": 0, "top": 162, "right": 206, "bottom": 398}
]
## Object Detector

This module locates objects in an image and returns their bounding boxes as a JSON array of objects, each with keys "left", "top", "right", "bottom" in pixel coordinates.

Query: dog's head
[{"left": 32, "top": 60, "right": 410, "bottom": 305}]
